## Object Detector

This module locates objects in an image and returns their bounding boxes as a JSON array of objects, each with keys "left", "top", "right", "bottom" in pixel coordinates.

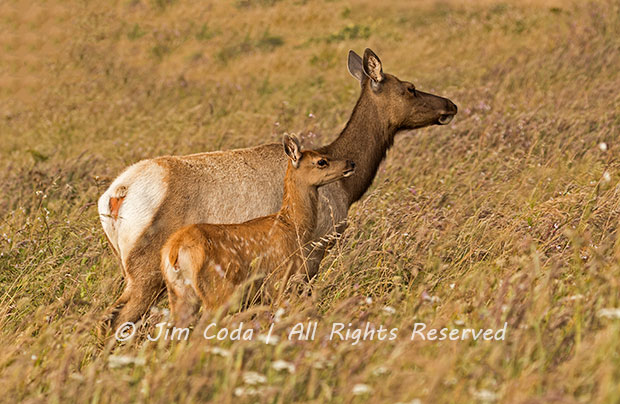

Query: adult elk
[{"left": 98, "top": 48, "right": 457, "bottom": 330}]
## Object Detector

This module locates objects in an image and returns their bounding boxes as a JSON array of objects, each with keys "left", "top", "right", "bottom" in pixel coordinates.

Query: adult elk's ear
[
  {"left": 363, "top": 48, "right": 384, "bottom": 91},
  {"left": 283, "top": 134, "right": 302, "bottom": 168},
  {"left": 347, "top": 50, "right": 364, "bottom": 86}
]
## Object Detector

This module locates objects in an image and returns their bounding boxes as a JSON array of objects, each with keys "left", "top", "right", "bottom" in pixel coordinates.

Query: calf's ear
[{"left": 283, "top": 134, "right": 302, "bottom": 168}]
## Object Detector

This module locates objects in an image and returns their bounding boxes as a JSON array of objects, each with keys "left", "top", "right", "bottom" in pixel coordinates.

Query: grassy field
[{"left": 1, "top": 0, "right": 620, "bottom": 402}]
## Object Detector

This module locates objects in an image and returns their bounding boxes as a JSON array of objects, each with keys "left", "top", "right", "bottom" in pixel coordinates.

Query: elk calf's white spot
[{"left": 214, "top": 265, "right": 225, "bottom": 278}]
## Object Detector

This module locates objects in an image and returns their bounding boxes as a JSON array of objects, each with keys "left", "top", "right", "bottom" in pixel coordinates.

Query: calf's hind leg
[
  {"left": 161, "top": 251, "right": 202, "bottom": 328},
  {"left": 167, "top": 286, "right": 201, "bottom": 329}
]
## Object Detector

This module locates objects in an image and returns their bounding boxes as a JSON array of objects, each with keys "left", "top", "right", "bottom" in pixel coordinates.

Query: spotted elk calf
[{"left": 160, "top": 135, "right": 355, "bottom": 326}]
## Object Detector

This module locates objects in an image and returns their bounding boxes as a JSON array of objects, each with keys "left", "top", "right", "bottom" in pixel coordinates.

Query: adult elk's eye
[{"left": 317, "top": 159, "right": 328, "bottom": 167}]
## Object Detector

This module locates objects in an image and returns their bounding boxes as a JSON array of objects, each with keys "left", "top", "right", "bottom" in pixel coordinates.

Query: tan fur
[
  {"left": 98, "top": 48, "right": 457, "bottom": 331},
  {"left": 161, "top": 138, "right": 355, "bottom": 326}
]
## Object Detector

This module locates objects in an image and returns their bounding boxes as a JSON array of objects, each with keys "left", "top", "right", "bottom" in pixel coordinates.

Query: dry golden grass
[{"left": 1, "top": 0, "right": 619, "bottom": 402}]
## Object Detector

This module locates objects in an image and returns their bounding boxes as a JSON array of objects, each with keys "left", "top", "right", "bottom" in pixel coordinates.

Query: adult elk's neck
[
  {"left": 279, "top": 164, "right": 319, "bottom": 243},
  {"left": 322, "top": 91, "right": 396, "bottom": 204}
]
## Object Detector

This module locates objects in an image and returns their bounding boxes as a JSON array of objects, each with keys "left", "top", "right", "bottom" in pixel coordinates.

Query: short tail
[
  {"left": 163, "top": 231, "right": 206, "bottom": 277},
  {"left": 98, "top": 185, "right": 128, "bottom": 260},
  {"left": 167, "top": 245, "right": 180, "bottom": 271}
]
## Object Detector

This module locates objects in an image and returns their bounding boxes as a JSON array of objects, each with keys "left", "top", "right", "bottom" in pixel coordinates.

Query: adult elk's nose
[{"left": 438, "top": 100, "right": 458, "bottom": 125}]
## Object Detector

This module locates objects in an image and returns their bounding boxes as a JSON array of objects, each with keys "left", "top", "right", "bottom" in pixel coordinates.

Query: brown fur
[
  {"left": 161, "top": 137, "right": 355, "bottom": 326},
  {"left": 100, "top": 48, "right": 457, "bottom": 331}
]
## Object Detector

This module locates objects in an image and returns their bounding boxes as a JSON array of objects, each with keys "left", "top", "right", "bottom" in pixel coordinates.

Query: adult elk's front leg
[
  {"left": 303, "top": 226, "right": 346, "bottom": 281},
  {"left": 303, "top": 194, "right": 349, "bottom": 281}
]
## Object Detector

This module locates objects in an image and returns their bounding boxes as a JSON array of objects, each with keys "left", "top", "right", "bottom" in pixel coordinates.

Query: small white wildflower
[
  {"left": 234, "top": 386, "right": 258, "bottom": 397},
  {"left": 274, "top": 307, "right": 285, "bottom": 322},
  {"left": 365, "top": 297, "right": 373, "bottom": 305},
  {"left": 395, "top": 400, "right": 422, "bottom": 404},
  {"left": 69, "top": 373, "right": 85, "bottom": 382},
  {"left": 421, "top": 291, "right": 440, "bottom": 303},
  {"left": 242, "top": 371, "right": 267, "bottom": 385},
  {"left": 445, "top": 377, "right": 458, "bottom": 385},
  {"left": 472, "top": 389, "right": 498, "bottom": 402},
  {"left": 382, "top": 306, "right": 396, "bottom": 315},
  {"left": 568, "top": 294, "right": 584, "bottom": 301},
  {"left": 31, "top": 355, "right": 37, "bottom": 360},
  {"left": 257, "top": 333, "right": 279, "bottom": 345},
  {"left": 272, "top": 360, "right": 295, "bottom": 373},
  {"left": 352, "top": 383, "right": 373, "bottom": 395},
  {"left": 454, "top": 319, "right": 465, "bottom": 326},
  {"left": 603, "top": 171, "right": 611, "bottom": 182},
  {"left": 312, "top": 359, "right": 326, "bottom": 369},
  {"left": 371, "top": 366, "right": 389, "bottom": 376},
  {"left": 599, "top": 142, "right": 608, "bottom": 151},
  {"left": 449, "top": 283, "right": 455, "bottom": 289},
  {"left": 308, "top": 113, "right": 315, "bottom": 118},
  {"left": 207, "top": 347, "right": 231, "bottom": 357},
  {"left": 598, "top": 308, "right": 620, "bottom": 319},
  {"left": 108, "top": 355, "right": 146, "bottom": 368}
]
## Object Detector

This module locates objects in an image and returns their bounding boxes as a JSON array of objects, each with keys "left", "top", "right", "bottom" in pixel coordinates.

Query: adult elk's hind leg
[
  {"left": 111, "top": 237, "right": 167, "bottom": 330},
  {"left": 98, "top": 159, "right": 170, "bottom": 333},
  {"left": 99, "top": 284, "right": 132, "bottom": 332}
]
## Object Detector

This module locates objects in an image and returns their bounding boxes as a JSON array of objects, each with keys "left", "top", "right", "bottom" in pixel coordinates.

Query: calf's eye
[{"left": 317, "top": 159, "right": 328, "bottom": 167}]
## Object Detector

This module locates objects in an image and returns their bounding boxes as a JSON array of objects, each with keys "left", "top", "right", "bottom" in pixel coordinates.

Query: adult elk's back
[{"left": 98, "top": 48, "right": 457, "bottom": 330}]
